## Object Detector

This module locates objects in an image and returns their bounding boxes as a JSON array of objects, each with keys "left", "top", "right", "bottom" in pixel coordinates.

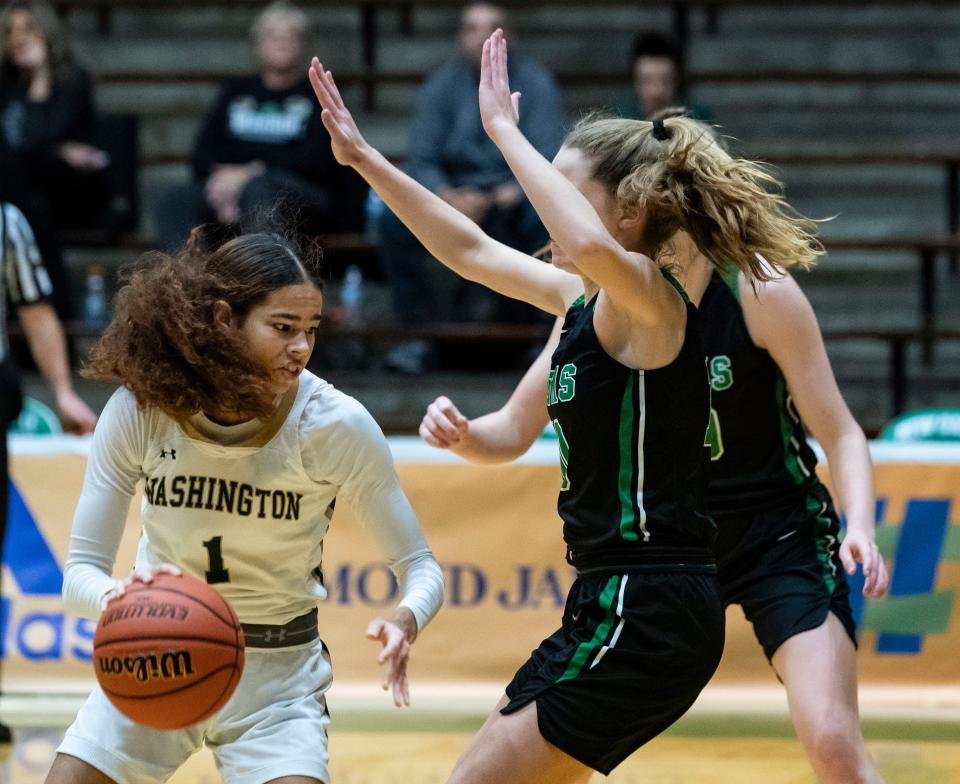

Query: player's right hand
[
  {"left": 419, "top": 396, "right": 469, "bottom": 449},
  {"left": 100, "top": 564, "right": 183, "bottom": 609},
  {"left": 308, "top": 57, "right": 371, "bottom": 167}
]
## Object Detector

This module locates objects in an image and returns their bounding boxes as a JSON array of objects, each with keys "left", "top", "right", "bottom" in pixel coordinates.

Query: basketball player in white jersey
[{"left": 44, "top": 229, "right": 445, "bottom": 784}]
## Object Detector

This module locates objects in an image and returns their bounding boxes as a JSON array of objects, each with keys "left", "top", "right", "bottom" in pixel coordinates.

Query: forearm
[
  {"left": 63, "top": 484, "right": 133, "bottom": 617},
  {"left": 63, "top": 561, "right": 117, "bottom": 617},
  {"left": 391, "top": 549, "right": 444, "bottom": 637},
  {"left": 490, "top": 124, "right": 620, "bottom": 271},
  {"left": 19, "top": 304, "right": 74, "bottom": 396},
  {"left": 354, "top": 149, "right": 490, "bottom": 282},
  {"left": 451, "top": 320, "right": 556, "bottom": 464},
  {"left": 823, "top": 427, "right": 876, "bottom": 535}
]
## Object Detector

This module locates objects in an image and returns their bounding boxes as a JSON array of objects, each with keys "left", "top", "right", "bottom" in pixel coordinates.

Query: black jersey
[
  {"left": 699, "top": 270, "right": 819, "bottom": 515},
  {"left": 547, "top": 273, "right": 715, "bottom": 571}
]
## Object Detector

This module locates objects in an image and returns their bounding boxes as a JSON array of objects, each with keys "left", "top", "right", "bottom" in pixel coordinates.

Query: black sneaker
[{"left": 0, "top": 722, "right": 10, "bottom": 744}]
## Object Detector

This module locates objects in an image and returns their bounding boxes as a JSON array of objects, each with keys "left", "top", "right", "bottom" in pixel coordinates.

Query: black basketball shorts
[
  {"left": 715, "top": 483, "right": 857, "bottom": 661},
  {"left": 501, "top": 569, "right": 724, "bottom": 775}
]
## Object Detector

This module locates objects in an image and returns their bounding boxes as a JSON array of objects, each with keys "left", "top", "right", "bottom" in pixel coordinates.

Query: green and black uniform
[
  {"left": 502, "top": 274, "right": 724, "bottom": 775},
  {"left": 700, "top": 269, "right": 855, "bottom": 660}
]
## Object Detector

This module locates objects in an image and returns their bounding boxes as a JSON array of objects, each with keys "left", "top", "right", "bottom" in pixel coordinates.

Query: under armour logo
[
  {"left": 160, "top": 448, "right": 177, "bottom": 459},
  {"left": 262, "top": 627, "right": 287, "bottom": 643}
]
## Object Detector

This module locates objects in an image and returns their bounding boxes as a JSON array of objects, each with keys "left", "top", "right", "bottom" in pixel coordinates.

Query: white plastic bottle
[
  {"left": 83, "top": 263, "right": 107, "bottom": 328},
  {"left": 341, "top": 265, "right": 364, "bottom": 326}
]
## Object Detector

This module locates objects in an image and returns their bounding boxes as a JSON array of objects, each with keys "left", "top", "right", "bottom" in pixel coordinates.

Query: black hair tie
[{"left": 652, "top": 118, "right": 671, "bottom": 141}]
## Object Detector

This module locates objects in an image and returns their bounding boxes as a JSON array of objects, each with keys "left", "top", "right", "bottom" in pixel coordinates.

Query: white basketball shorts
[{"left": 57, "top": 639, "right": 333, "bottom": 784}]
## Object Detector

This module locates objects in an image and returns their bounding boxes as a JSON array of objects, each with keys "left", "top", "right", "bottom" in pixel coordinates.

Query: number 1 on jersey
[{"left": 203, "top": 536, "right": 231, "bottom": 584}]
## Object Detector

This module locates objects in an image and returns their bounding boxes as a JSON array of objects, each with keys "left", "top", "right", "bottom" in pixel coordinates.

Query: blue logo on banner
[
  {"left": 846, "top": 497, "right": 953, "bottom": 654},
  {"left": 2, "top": 480, "right": 95, "bottom": 662},
  {"left": 4, "top": 480, "right": 63, "bottom": 595},
  {"left": 1, "top": 476, "right": 956, "bottom": 659}
]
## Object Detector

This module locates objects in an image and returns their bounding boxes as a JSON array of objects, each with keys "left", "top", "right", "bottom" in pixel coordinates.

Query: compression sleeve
[
  {"left": 301, "top": 397, "right": 444, "bottom": 632},
  {"left": 62, "top": 390, "right": 145, "bottom": 617}
]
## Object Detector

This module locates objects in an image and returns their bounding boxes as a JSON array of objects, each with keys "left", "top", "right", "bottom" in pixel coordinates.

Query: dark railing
[
  {"left": 63, "top": 229, "right": 957, "bottom": 364},
  {"left": 28, "top": 317, "right": 958, "bottom": 421}
]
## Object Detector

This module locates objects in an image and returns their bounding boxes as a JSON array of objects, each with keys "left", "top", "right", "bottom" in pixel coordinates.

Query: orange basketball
[{"left": 93, "top": 572, "right": 245, "bottom": 730}]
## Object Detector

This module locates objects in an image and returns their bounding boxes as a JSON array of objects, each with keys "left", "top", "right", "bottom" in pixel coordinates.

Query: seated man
[
  {"left": 376, "top": 2, "right": 564, "bottom": 372},
  {"left": 156, "top": 1, "right": 356, "bottom": 250}
]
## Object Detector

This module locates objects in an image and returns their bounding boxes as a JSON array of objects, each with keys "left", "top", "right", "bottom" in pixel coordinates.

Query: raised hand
[
  {"left": 479, "top": 29, "right": 521, "bottom": 141},
  {"left": 308, "top": 57, "right": 371, "bottom": 167}
]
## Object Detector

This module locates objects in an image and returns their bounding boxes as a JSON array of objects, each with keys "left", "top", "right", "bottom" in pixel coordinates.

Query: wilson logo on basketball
[
  {"left": 100, "top": 602, "right": 190, "bottom": 626},
  {"left": 98, "top": 650, "right": 195, "bottom": 683}
]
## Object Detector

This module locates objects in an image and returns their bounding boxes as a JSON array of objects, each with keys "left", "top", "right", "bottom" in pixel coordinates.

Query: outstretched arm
[
  {"left": 421, "top": 319, "right": 559, "bottom": 463},
  {"left": 745, "top": 273, "right": 888, "bottom": 599},
  {"left": 19, "top": 303, "right": 97, "bottom": 434},
  {"left": 478, "top": 31, "right": 679, "bottom": 329},
  {"left": 308, "top": 59, "right": 578, "bottom": 316}
]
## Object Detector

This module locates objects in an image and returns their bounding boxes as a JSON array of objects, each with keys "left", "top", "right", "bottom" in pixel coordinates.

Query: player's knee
[{"left": 806, "top": 727, "right": 870, "bottom": 783}]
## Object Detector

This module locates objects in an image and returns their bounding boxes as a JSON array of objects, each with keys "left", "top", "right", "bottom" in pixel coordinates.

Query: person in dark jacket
[
  {"left": 374, "top": 2, "right": 564, "bottom": 372},
  {"left": 0, "top": 0, "right": 110, "bottom": 317},
  {"left": 155, "top": 1, "right": 351, "bottom": 251}
]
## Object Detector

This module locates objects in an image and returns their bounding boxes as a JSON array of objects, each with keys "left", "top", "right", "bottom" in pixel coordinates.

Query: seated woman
[{"left": 0, "top": 0, "right": 110, "bottom": 317}]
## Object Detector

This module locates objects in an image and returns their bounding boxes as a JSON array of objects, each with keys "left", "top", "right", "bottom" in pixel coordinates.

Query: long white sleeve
[
  {"left": 62, "top": 390, "right": 144, "bottom": 617},
  {"left": 301, "top": 397, "right": 444, "bottom": 632}
]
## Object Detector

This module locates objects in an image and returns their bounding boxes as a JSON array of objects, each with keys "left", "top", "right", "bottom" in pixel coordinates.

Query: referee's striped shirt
[{"left": 1, "top": 203, "right": 54, "bottom": 362}]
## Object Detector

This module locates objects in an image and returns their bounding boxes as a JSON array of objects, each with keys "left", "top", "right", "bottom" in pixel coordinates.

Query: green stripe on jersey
[
  {"left": 775, "top": 373, "right": 810, "bottom": 485},
  {"left": 568, "top": 294, "right": 585, "bottom": 311},
  {"left": 806, "top": 493, "right": 838, "bottom": 594},
  {"left": 618, "top": 373, "right": 641, "bottom": 541},
  {"left": 557, "top": 575, "right": 621, "bottom": 683}
]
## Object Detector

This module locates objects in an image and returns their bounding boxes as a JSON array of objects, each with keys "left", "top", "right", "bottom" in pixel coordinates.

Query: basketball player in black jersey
[
  {"left": 310, "top": 30, "right": 820, "bottom": 781},
  {"left": 423, "top": 230, "right": 889, "bottom": 782}
]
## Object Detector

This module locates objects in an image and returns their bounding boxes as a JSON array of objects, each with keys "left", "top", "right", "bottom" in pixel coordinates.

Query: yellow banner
[{"left": 3, "top": 438, "right": 959, "bottom": 688}]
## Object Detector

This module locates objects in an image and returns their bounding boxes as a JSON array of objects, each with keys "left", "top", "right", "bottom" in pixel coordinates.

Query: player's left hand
[
  {"left": 839, "top": 529, "right": 889, "bottom": 599},
  {"left": 55, "top": 388, "right": 97, "bottom": 434},
  {"left": 479, "top": 29, "right": 521, "bottom": 141},
  {"left": 366, "top": 609, "right": 417, "bottom": 708}
]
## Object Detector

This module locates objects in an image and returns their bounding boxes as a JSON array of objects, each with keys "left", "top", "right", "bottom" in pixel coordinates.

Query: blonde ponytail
[{"left": 564, "top": 115, "right": 823, "bottom": 280}]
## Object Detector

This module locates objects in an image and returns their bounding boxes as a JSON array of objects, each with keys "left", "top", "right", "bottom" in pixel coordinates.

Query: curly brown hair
[{"left": 84, "top": 229, "right": 323, "bottom": 422}]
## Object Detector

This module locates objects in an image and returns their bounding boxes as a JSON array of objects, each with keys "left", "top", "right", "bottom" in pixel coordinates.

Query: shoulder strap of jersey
[
  {"left": 659, "top": 266, "right": 691, "bottom": 304},
  {"left": 719, "top": 263, "right": 741, "bottom": 302}
]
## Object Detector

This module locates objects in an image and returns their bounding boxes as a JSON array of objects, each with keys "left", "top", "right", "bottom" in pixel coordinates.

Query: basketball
[{"left": 93, "top": 573, "right": 245, "bottom": 730}]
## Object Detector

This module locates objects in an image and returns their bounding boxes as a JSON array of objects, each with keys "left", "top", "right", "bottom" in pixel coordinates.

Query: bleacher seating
[{"left": 40, "top": 0, "right": 960, "bottom": 432}]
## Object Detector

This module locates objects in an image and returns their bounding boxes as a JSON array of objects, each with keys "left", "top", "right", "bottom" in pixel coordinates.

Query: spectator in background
[
  {"left": 155, "top": 1, "right": 355, "bottom": 251},
  {"left": 0, "top": 0, "right": 110, "bottom": 318},
  {"left": 0, "top": 202, "right": 97, "bottom": 743},
  {"left": 376, "top": 2, "right": 563, "bottom": 373},
  {"left": 630, "top": 31, "right": 711, "bottom": 123}
]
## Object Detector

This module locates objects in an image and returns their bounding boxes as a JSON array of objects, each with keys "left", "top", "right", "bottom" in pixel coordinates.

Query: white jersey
[{"left": 63, "top": 371, "right": 443, "bottom": 629}]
